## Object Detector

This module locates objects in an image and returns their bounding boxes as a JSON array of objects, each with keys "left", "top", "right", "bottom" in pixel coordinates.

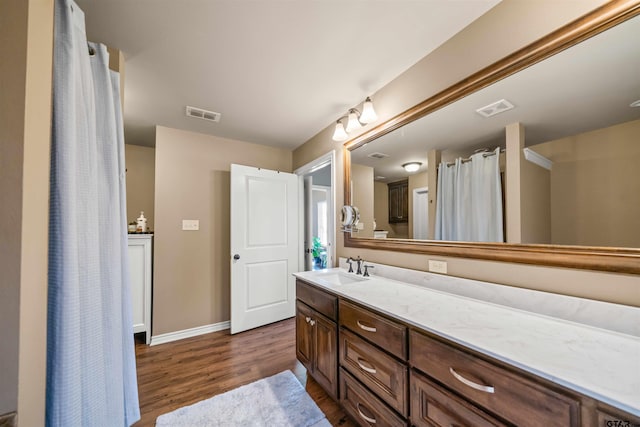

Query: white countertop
[{"left": 293, "top": 268, "right": 640, "bottom": 417}]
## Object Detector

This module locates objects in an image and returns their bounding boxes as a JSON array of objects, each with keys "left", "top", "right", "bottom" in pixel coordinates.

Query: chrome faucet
[
  {"left": 346, "top": 257, "right": 355, "bottom": 273},
  {"left": 363, "top": 265, "right": 374, "bottom": 277}
]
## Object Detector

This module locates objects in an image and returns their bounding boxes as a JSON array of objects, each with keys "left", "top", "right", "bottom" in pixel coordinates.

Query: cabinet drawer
[
  {"left": 411, "top": 369, "right": 507, "bottom": 427},
  {"left": 340, "top": 300, "right": 407, "bottom": 360},
  {"left": 340, "top": 328, "right": 408, "bottom": 416},
  {"left": 296, "top": 280, "right": 337, "bottom": 320},
  {"left": 410, "top": 331, "right": 579, "bottom": 427},
  {"left": 340, "top": 368, "right": 406, "bottom": 427}
]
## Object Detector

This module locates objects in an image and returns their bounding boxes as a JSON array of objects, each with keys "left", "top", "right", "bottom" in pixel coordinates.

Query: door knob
[{"left": 233, "top": 254, "right": 240, "bottom": 260}]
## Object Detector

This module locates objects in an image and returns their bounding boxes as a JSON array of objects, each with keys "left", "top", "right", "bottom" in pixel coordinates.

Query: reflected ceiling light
[
  {"left": 630, "top": 99, "right": 640, "bottom": 107},
  {"left": 402, "top": 162, "right": 422, "bottom": 173},
  {"left": 331, "top": 97, "right": 378, "bottom": 141}
]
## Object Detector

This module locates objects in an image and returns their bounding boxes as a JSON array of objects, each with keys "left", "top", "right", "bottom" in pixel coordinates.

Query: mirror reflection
[{"left": 350, "top": 14, "right": 640, "bottom": 248}]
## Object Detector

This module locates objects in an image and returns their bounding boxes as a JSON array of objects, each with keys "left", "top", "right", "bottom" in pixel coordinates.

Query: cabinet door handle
[
  {"left": 356, "top": 320, "right": 377, "bottom": 333},
  {"left": 305, "top": 316, "right": 311, "bottom": 323},
  {"left": 356, "top": 403, "right": 377, "bottom": 424},
  {"left": 449, "top": 367, "right": 495, "bottom": 394},
  {"left": 356, "top": 358, "right": 377, "bottom": 375},
  {"left": 309, "top": 320, "right": 316, "bottom": 326}
]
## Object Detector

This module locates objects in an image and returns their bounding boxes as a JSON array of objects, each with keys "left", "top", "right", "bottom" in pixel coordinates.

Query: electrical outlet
[
  {"left": 428, "top": 260, "right": 447, "bottom": 274},
  {"left": 356, "top": 222, "right": 364, "bottom": 230},
  {"left": 182, "top": 219, "right": 199, "bottom": 231}
]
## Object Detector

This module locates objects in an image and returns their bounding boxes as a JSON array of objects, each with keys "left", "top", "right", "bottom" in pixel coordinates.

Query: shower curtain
[
  {"left": 435, "top": 147, "right": 504, "bottom": 242},
  {"left": 47, "top": 0, "right": 140, "bottom": 426}
]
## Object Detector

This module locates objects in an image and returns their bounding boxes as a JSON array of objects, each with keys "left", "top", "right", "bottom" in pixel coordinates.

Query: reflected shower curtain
[
  {"left": 435, "top": 148, "right": 503, "bottom": 242},
  {"left": 47, "top": 0, "right": 140, "bottom": 426}
]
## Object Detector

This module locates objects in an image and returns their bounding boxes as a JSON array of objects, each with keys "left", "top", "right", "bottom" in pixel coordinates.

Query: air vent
[
  {"left": 375, "top": 176, "right": 386, "bottom": 180},
  {"left": 368, "top": 152, "right": 389, "bottom": 159},
  {"left": 186, "top": 106, "right": 221, "bottom": 122},
  {"left": 476, "top": 99, "right": 514, "bottom": 118}
]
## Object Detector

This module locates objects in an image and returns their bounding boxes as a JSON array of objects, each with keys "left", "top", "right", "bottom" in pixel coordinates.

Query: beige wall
[
  {"left": 520, "top": 157, "right": 551, "bottom": 244},
  {"left": 505, "top": 122, "right": 524, "bottom": 243},
  {"left": 125, "top": 144, "right": 156, "bottom": 230},
  {"left": 153, "top": 126, "right": 293, "bottom": 335},
  {"left": 0, "top": 0, "right": 53, "bottom": 423},
  {"left": 291, "top": 0, "right": 640, "bottom": 307},
  {"left": 373, "top": 182, "right": 392, "bottom": 236},
  {"left": 533, "top": 119, "right": 640, "bottom": 247},
  {"left": 350, "top": 164, "right": 374, "bottom": 238}
]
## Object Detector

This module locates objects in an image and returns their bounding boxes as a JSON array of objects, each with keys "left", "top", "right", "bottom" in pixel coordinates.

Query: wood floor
[{"left": 133, "top": 318, "right": 357, "bottom": 426}]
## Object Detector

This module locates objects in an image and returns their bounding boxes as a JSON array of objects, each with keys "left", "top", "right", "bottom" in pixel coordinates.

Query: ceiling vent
[
  {"left": 476, "top": 99, "right": 514, "bottom": 118},
  {"left": 368, "top": 152, "right": 389, "bottom": 159},
  {"left": 186, "top": 106, "right": 221, "bottom": 122}
]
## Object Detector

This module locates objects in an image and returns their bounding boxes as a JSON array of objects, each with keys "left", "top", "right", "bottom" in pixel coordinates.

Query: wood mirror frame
[{"left": 343, "top": 0, "right": 640, "bottom": 274}]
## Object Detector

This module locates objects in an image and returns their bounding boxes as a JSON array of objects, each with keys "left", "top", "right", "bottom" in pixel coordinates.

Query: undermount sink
[{"left": 317, "top": 272, "right": 369, "bottom": 286}]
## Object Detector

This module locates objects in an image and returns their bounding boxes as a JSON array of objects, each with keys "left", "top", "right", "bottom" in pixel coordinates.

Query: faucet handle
[
  {"left": 363, "top": 265, "right": 374, "bottom": 277},
  {"left": 346, "top": 257, "right": 354, "bottom": 273}
]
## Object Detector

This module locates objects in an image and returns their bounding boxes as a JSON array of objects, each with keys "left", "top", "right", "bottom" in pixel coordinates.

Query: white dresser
[{"left": 128, "top": 234, "right": 152, "bottom": 344}]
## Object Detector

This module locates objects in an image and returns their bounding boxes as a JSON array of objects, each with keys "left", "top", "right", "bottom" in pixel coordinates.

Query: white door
[
  {"left": 230, "top": 164, "right": 299, "bottom": 334},
  {"left": 413, "top": 187, "right": 429, "bottom": 240}
]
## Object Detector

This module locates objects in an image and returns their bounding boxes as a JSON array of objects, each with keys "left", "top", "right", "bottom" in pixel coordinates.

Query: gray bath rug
[{"left": 155, "top": 370, "right": 331, "bottom": 426}]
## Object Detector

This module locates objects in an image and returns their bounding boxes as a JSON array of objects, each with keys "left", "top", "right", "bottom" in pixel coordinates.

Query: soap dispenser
[{"left": 136, "top": 211, "right": 147, "bottom": 233}]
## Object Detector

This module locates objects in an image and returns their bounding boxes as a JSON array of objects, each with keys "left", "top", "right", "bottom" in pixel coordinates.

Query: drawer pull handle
[
  {"left": 356, "top": 358, "right": 377, "bottom": 374},
  {"left": 310, "top": 320, "right": 316, "bottom": 326},
  {"left": 357, "top": 320, "right": 377, "bottom": 333},
  {"left": 449, "top": 367, "right": 495, "bottom": 393},
  {"left": 305, "top": 316, "right": 311, "bottom": 323},
  {"left": 356, "top": 403, "right": 377, "bottom": 424}
]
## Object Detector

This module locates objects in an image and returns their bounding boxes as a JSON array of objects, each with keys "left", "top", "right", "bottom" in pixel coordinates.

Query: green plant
[{"left": 312, "top": 237, "right": 323, "bottom": 259}]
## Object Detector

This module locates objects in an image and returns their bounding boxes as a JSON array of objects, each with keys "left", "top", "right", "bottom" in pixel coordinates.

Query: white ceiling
[
  {"left": 351, "top": 14, "right": 640, "bottom": 182},
  {"left": 75, "top": 0, "right": 500, "bottom": 149}
]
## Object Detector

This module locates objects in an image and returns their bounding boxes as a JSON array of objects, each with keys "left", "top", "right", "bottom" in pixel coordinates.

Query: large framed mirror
[{"left": 344, "top": 1, "right": 640, "bottom": 274}]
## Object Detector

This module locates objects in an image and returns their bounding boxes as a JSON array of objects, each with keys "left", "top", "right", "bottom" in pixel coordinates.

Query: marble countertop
[{"left": 293, "top": 268, "right": 640, "bottom": 417}]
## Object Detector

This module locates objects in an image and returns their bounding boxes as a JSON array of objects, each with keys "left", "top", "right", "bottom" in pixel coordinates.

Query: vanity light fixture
[
  {"left": 331, "top": 97, "right": 378, "bottom": 141},
  {"left": 402, "top": 162, "right": 422, "bottom": 173},
  {"left": 332, "top": 120, "right": 349, "bottom": 141}
]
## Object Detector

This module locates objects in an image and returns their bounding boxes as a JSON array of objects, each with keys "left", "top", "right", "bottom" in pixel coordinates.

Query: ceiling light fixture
[
  {"left": 402, "top": 162, "right": 422, "bottom": 173},
  {"left": 332, "top": 97, "right": 378, "bottom": 141}
]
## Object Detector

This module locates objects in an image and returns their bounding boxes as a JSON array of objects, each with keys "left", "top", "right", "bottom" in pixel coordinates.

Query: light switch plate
[
  {"left": 428, "top": 259, "right": 447, "bottom": 274},
  {"left": 356, "top": 222, "right": 364, "bottom": 230},
  {"left": 182, "top": 219, "right": 199, "bottom": 231}
]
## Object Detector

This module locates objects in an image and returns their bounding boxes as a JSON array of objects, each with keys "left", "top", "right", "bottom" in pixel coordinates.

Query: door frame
[{"left": 294, "top": 150, "right": 336, "bottom": 270}]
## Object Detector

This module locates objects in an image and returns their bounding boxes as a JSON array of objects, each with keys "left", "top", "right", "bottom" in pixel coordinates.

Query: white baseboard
[{"left": 150, "top": 320, "right": 230, "bottom": 346}]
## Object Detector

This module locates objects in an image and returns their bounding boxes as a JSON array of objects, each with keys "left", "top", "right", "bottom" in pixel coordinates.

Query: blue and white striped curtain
[
  {"left": 47, "top": 0, "right": 140, "bottom": 425},
  {"left": 435, "top": 148, "right": 504, "bottom": 242}
]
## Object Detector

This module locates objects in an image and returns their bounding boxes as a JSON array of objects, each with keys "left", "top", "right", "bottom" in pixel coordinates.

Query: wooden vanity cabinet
[
  {"left": 296, "top": 278, "right": 640, "bottom": 426},
  {"left": 388, "top": 180, "right": 408, "bottom": 223},
  {"left": 410, "top": 369, "right": 507, "bottom": 427},
  {"left": 410, "top": 330, "right": 580, "bottom": 427},
  {"left": 338, "top": 300, "right": 409, "bottom": 426},
  {"left": 296, "top": 280, "right": 338, "bottom": 398}
]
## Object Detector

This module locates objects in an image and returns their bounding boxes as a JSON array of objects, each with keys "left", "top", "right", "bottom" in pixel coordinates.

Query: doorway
[{"left": 295, "top": 151, "right": 336, "bottom": 272}]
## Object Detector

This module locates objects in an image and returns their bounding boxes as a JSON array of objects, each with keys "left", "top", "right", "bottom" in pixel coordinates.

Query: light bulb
[
  {"left": 346, "top": 109, "right": 362, "bottom": 133},
  {"left": 359, "top": 97, "right": 378, "bottom": 123},
  {"left": 332, "top": 121, "right": 348, "bottom": 141}
]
